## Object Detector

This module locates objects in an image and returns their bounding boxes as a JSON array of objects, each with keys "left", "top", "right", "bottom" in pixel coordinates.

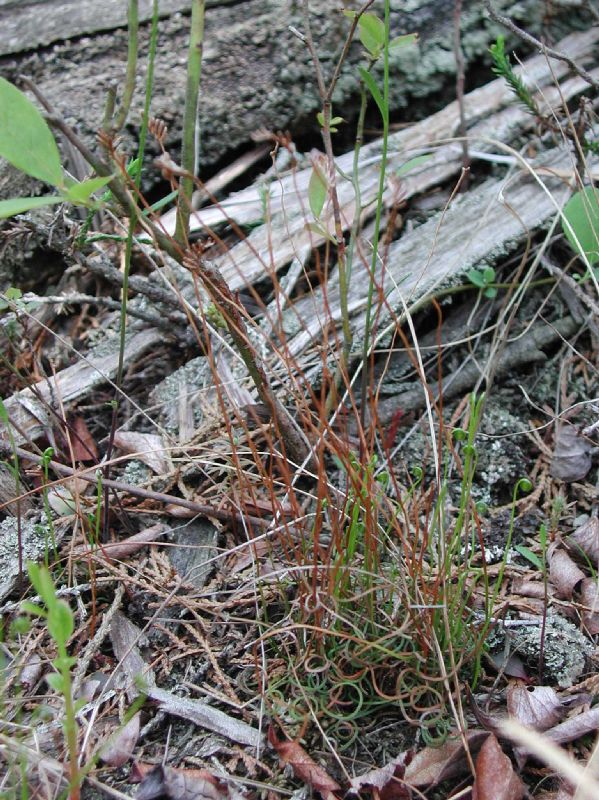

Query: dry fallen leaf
[
  {"left": 268, "top": 726, "right": 340, "bottom": 800},
  {"left": 99, "top": 712, "right": 140, "bottom": 767},
  {"left": 569, "top": 517, "right": 599, "bottom": 568},
  {"left": 472, "top": 734, "right": 524, "bottom": 800},
  {"left": 548, "top": 545, "right": 585, "bottom": 598},
  {"left": 71, "top": 414, "right": 99, "bottom": 461},
  {"left": 114, "top": 431, "right": 171, "bottom": 475},
  {"left": 545, "top": 705, "right": 599, "bottom": 745},
  {"left": 579, "top": 578, "right": 599, "bottom": 635},
  {"left": 404, "top": 731, "right": 489, "bottom": 787},
  {"left": 349, "top": 753, "right": 410, "bottom": 800},
  {"left": 135, "top": 764, "right": 243, "bottom": 800},
  {"left": 550, "top": 424, "right": 593, "bottom": 482},
  {"left": 506, "top": 683, "right": 563, "bottom": 731},
  {"left": 76, "top": 522, "right": 169, "bottom": 562}
]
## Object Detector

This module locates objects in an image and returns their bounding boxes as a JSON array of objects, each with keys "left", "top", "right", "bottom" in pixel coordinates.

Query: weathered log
[
  {"left": 1, "top": 29, "right": 597, "bottom": 449},
  {"left": 0, "top": 0, "right": 591, "bottom": 175}
]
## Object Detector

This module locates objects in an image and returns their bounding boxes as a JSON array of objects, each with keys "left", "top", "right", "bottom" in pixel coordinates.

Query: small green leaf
[
  {"left": 0, "top": 78, "right": 63, "bottom": 187},
  {"left": 145, "top": 189, "right": 178, "bottom": 215},
  {"left": 467, "top": 269, "right": 485, "bottom": 288},
  {"left": 48, "top": 601, "right": 74, "bottom": 647},
  {"left": 483, "top": 286, "right": 498, "bottom": 299},
  {"left": 46, "top": 672, "right": 65, "bottom": 692},
  {"left": 389, "top": 33, "right": 418, "bottom": 51},
  {"left": 10, "top": 616, "right": 31, "bottom": 636},
  {"left": 562, "top": 186, "right": 599, "bottom": 266},
  {"left": 358, "top": 12, "right": 385, "bottom": 56},
  {"left": 306, "top": 221, "right": 336, "bottom": 244},
  {"left": 5, "top": 287, "right": 22, "bottom": 301},
  {"left": 358, "top": 66, "right": 385, "bottom": 119},
  {"left": 317, "top": 111, "right": 325, "bottom": 127},
  {"left": 53, "top": 654, "right": 77, "bottom": 673},
  {"left": 65, "top": 175, "right": 113, "bottom": 204},
  {"left": 27, "top": 563, "right": 55, "bottom": 606},
  {"left": 514, "top": 544, "right": 543, "bottom": 570},
  {"left": 21, "top": 601, "right": 46, "bottom": 618},
  {"left": 308, "top": 165, "right": 327, "bottom": 219},
  {"left": 395, "top": 154, "right": 432, "bottom": 177},
  {"left": 482, "top": 266, "right": 496, "bottom": 282},
  {"left": 0, "top": 195, "right": 64, "bottom": 219}
]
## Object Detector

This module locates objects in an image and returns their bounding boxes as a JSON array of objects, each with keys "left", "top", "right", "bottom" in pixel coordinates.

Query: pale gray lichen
[
  {"left": 0, "top": 516, "right": 53, "bottom": 602},
  {"left": 508, "top": 614, "right": 594, "bottom": 687},
  {"left": 121, "top": 460, "right": 152, "bottom": 487}
]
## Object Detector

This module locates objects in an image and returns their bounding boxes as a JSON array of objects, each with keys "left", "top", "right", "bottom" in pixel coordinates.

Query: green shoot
[
  {"left": 23, "top": 564, "right": 81, "bottom": 800},
  {"left": 489, "top": 35, "right": 541, "bottom": 118}
]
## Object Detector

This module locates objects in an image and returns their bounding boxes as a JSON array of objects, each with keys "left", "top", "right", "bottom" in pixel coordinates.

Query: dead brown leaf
[
  {"left": 550, "top": 424, "right": 593, "bottom": 482},
  {"left": 506, "top": 682, "right": 563, "bottom": 731},
  {"left": 99, "top": 711, "right": 140, "bottom": 767},
  {"left": 71, "top": 415, "right": 99, "bottom": 461},
  {"left": 545, "top": 705, "right": 599, "bottom": 745},
  {"left": 472, "top": 734, "right": 524, "bottom": 800},
  {"left": 404, "top": 731, "right": 489, "bottom": 787},
  {"left": 488, "top": 650, "right": 530, "bottom": 681},
  {"left": 569, "top": 517, "right": 599, "bottom": 568},
  {"left": 76, "top": 522, "right": 169, "bottom": 562},
  {"left": 579, "top": 578, "right": 599, "bottom": 634},
  {"left": 548, "top": 545, "right": 585, "bottom": 598},
  {"left": 512, "top": 578, "right": 548, "bottom": 600},
  {"left": 135, "top": 763, "right": 243, "bottom": 800},
  {"left": 114, "top": 431, "right": 171, "bottom": 475},
  {"left": 349, "top": 754, "right": 411, "bottom": 799},
  {"left": 268, "top": 726, "right": 341, "bottom": 800}
]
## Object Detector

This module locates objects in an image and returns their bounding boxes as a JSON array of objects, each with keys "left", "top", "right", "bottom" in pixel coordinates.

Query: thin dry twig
[{"left": 484, "top": 0, "right": 599, "bottom": 91}]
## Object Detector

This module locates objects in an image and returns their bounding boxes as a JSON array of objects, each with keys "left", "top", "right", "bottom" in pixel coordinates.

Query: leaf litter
[{"left": 1, "top": 24, "right": 599, "bottom": 800}]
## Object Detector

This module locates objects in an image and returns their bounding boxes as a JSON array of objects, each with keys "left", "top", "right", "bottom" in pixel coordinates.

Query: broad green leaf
[
  {"left": 308, "top": 165, "right": 327, "bottom": 219},
  {"left": 467, "top": 269, "right": 485, "bottom": 288},
  {"left": 65, "top": 175, "right": 113, "bottom": 204},
  {"left": 358, "top": 66, "right": 385, "bottom": 119},
  {"left": 4, "top": 287, "right": 22, "bottom": 301},
  {"left": 562, "top": 186, "right": 599, "bottom": 265},
  {"left": 482, "top": 266, "right": 496, "bottom": 282},
  {"left": 306, "top": 221, "right": 336, "bottom": 244},
  {"left": 389, "top": 33, "right": 418, "bottom": 51},
  {"left": 395, "top": 154, "right": 432, "bottom": 177},
  {"left": 21, "top": 601, "right": 46, "bottom": 618},
  {"left": 46, "top": 672, "right": 65, "bottom": 692},
  {"left": 0, "top": 78, "right": 63, "bottom": 187},
  {"left": 48, "top": 601, "right": 74, "bottom": 646},
  {"left": 145, "top": 189, "right": 178, "bottom": 214},
  {"left": 358, "top": 12, "right": 385, "bottom": 56},
  {"left": 514, "top": 544, "right": 543, "bottom": 570},
  {"left": 0, "top": 195, "right": 64, "bottom": 219},
  {"left": 27, "top": 563, "right": 56, "bottom": 605}
]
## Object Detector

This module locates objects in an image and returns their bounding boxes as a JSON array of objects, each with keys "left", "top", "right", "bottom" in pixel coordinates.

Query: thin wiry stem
[{"left": 175, "top": 0, "right": 206, "bottom": 245}]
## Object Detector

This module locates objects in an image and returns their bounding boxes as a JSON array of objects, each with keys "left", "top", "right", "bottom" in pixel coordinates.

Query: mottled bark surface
[{"left": 0, "top": 0, "right": 589, "bottom": 175}]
